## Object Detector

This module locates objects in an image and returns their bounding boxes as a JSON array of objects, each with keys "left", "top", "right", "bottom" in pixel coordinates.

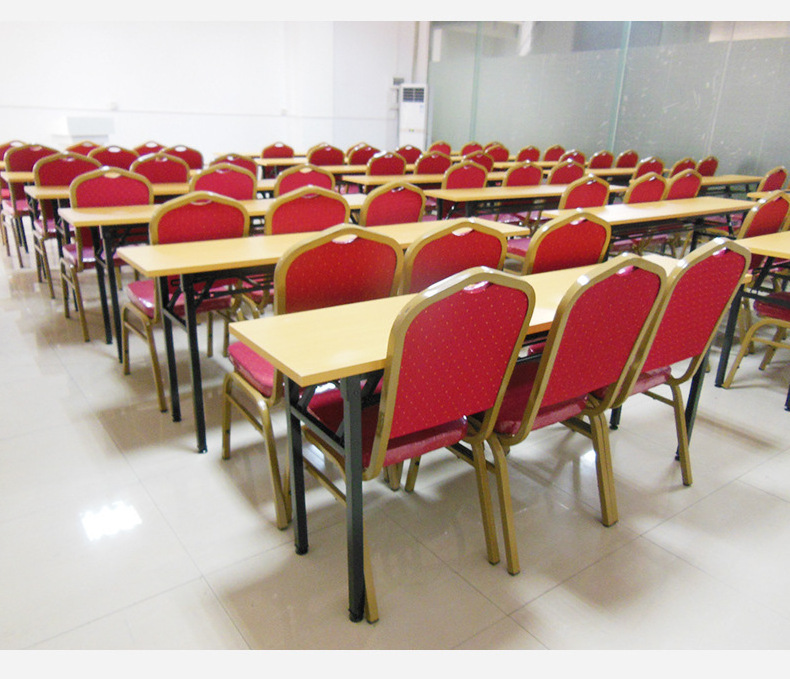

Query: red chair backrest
[
  {"left": 396, "top": 145, "right": 422, "bottom": 164},
  {"left": 560, "top": 149, "right": 586, "bottom": 165},
  {"left": 191, "top": 164, "right": 257, "bottom": 200},
  {"left": 547, "top": 160, "right": 584, "bottom": 185},
  {"left": 66, "top": 141, "right": 101, "bottom": 156},
  {"left": 414, "top": 151, "right": 452, "bottom": 175},
  {"left": 464, "top": 151, "right": 494, "bottom": 173},
  {"left": 134, "top": 141, "right": 165, "bottom": 156},
  {"left": 348, "top": 145, "right": 380, "bottom": 165},
  {"left": 759, "top": 167, "right": 787, "bottom": 192},
  {"left": 485, "top": 144, "right": 509, "bottom": 162},
  {"left": 664, "top": 169, "right": 701, "bottom": 200},
  {"left": 634, "top": 157, "right": 664, "bottom": 178},
  {"left": 615, "top": 150, "right": 639, "bottom": 168},
  {"left": 524, "top": 214, "right": 611, "bottom": 275},
  {"left": 5, "top": 144, "right": 57, "bottom": 172},
  {"left": 367, "top": 151, "right": 406, "bottom": 176},
  {"left": 402, "top": 223, "right": 507, "bottom": 294},
  {"left": 588, "top": 150, "right": 614, "bottom": 169},
  {"left": 212, "top": 154, "right": 258, "bottom": 176},
  {"left": 625, "top": 173, "right": 666, "bottom": 203},
  {"left": 33, "top": 153, "right": 101, "bottom": 221},
  {"left": 262, "top": 142, "right": 294, "bottom": 159},
  {"left": 162, "top": 145, "right": 203, "bottom": 170},
  {"left": 516, "top": 146, "right": 540, "bottom": 162},
  {"left": 504, "top": 162, "right": 542, "bottom": 187},
  {"left": 559, "top": 177, "right": 609, "bottom": 209},
  {"left": 461, "top": 142, "right": 483, "bottom": 156},
  {"left": 429, "top": 141, "right": 451, "bottom": 155},
  {"left": 274, "top": 164, "right": 334, "bottom": 196},
  {"left": 307, "top": 144, "right": 344, "bottom": 166},
  {"left": 738, "top": 192, "right": 790, "bottom": 239},
  {"left": 88, "top": 146, "right": 139, "bottom": 170},
  {"left": 359, "top": 182, "right": 425, "bottom": 227},
  {"left": 151, "top": 192, "right": 248, "bottom": 245},
  {"left": 444, "top": 162, "right": 487, "bottom": 189},
  {"left": 696, "top": 156, "right": 718, "bottom": 176},
  {"left": 669, "top": 158, "right": 696, "bottom": 176},
  {"left": 543, "top": 145, "right": 565, "bottom": 162},
  {"left": 131, "top": 153, "right": 190, "bottom": 184},
  {"left": 266, "top": 186, "right": 349, "bottom": 235}
]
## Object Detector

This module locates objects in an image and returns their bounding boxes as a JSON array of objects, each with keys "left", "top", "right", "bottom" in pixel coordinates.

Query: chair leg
[
  {"left": 589, "top": 412, "right": 618, "bottom": 527},
  {"left": 385, "top": 462, "right": 403, "bottom": 490},
  {"left": 122, "top": 305, "right": 167, "bottom": 413},
  {"left": 403, "top": 457, "right": 420, "bottom": 492},
  {"left": 759, "top": 327, "right": 788, "bottom": 371},
  {"left": 37, "top": 237, "right": 55, "bottom": 299},
  {"left": 470, "top": 441, "right": 501, "bottom": 569},
  {"left": 668, "top": 383, "right": 693, "bottom": 486},
  {"left": 722, "top": 319, "right": 772, "bottom": 388},
  {"left": 206, "top": 312, "right": 214, "bottom": 358},
  {"left": 488, "top": 436, "right": 520, "bottom": 575}
]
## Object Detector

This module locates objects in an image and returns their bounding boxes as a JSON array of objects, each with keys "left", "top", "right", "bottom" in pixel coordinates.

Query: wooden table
[
  {"left": 698, "top": 174, "right": 763, "bottom": 196},
  {"left": 341, "top": 171, "right": 508, "bottom": 190},
  {"left": 715, "top": 230, "right": 790, "bottom": 409},
  {"left": 228, "top": 253, "right": 680, "bottom": 622},
  {"left": 117, "top": 217, "right": 527, "bottom": 455}
]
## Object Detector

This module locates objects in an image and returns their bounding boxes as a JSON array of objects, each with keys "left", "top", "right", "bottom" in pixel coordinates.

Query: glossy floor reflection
[{"left": 2, "top": 244, "right": 790, "bottom": 650}]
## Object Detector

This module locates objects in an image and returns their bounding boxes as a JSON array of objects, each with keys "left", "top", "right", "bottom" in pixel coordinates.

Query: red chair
[
  {"left": 634, "top": 156, "right": 664, "bottom": 178},
  {"left": 260, "top": 142, "right": 294, "bottom": 178},
  {"left": 757, "top": 166, "right": 787, "bottom": 192},
  {"left": 462, "top": 255, "right": 667, "bottom": 574},
  {"left": 507, "top": 209, "right": 611, "bottom": 267},
  {"left": 609, "top": 173, "right": 669, "bottom": 254},
  {"left": 66, "top": 141, "right": 101, "bottom": 156},
  {"left": 610, "top": 239, "right": 751, "bottom": 486},
  {"left": 121, "top": 192, "right": 250, "bottom": 411},
  {"left": 558, "top": 175, "right": 610, "bottom": 209},
  {"left": 560, "top": 149, "right": 586, "bottom": 165},
  {"left": 87, "top": 145, "right": 139, "bottom": 170},
  {"left": 222, "top": 224, "right": 404, "bottom": 531},
  {"left": 461, "top": 142, "right": 483, "bottom": 156},
  {"left": 543, "top": 144, "right": 565, "bottom": 162},
  {"left": 358, "top": 181, "right": 425, "bottom": 226},
  {"left": 516, "top": 145, "right": 540, "bottom": 162},
  {"left": 464, "top": 151, "right": 494, "bottom": 173},
  {"left": 696, "top": 156, "right": 718, "bottom": 177},
  {"left": 496, "top": 162, "right": 544, "bottom": 224},
  {"left": 307, "top": 143, "right": 344, "bottom": 166},
  {"left": 668, "top": 157, "right": 696, "bottom": 177},
  {"left": 302, "top": 267, "right": 538, "bottom": 619},
  {"left": 395, "top": 145, "right": 422, "bottom": 164},
  {"left": 189, "top": 163, "right": 257, "bottom": 201},
  {"left": 484, "top": 143, "right": 509, "bottom": 162},
  {"left": 130, "top": 152, "right": 190, "bottom": 184},
  {"left": 440, "top": 160, "right": 488, "bottom": 218},
  {"left": 588, "top": 150, "right": 614, "bottom": 169},
  {"left": 546, "top": 160, "right": 585, "bottom": 185},
  {"left": 399, "top": 220, "right": 507, "bottom": 294},
  {"left": 31, "top": 152, "right": 101, "bottom": 298},
  {"left": 638, "top": 168, "right": 701, "bottom": 255},
  {"left": 347, "top": 144, "right": 379, "bottom": 165},
  {"left": 366, "top": 151, "right": 406, "bottom": 176},
  {"left": 211, "top": 153, "right": 258, "bottom": 177},
  {"left": 63, "top": 168, "right": 153, "bottom": 342},
  {"left": 273, "top": 163, "right": 335, "bottom": 197},
  {"left": 428, "top": 140, "right": 451, "bottom": 155},
  {"left": 664, "top": 168, "right": 702, "bottom": 200},
  {"left": 134, "top": 141, "right": 165, "bottom": 156},
  {"left": 2, "top": 143, "right": 58, "bottom": 265},
  {"left": 414, "top": 151, "right": 452, "bottom": 175},
  {"left": 265, "top": 185, "right": 349, "bottom": 235},
  {"left": 0, "top": 140, "right": 26, "bottom": 202},
  {"left": 162, "top": 145, "right": 203, "bottom": 170},
  {"left": 615, "top": 149, "right": 639, "bottom": 168}
]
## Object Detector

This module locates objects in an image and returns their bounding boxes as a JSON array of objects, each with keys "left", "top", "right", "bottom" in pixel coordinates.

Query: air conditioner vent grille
[{"left": 402, "top": 87, "right": 425, "bottom": 103}]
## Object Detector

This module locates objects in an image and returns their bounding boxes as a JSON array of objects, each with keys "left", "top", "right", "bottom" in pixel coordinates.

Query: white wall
[{"left": 0, "top": 21, "right": 422, "bottom": 158}]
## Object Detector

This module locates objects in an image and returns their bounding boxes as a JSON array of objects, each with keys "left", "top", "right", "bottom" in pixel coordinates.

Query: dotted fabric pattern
[
  {"left": 133, "top": 157, "right": 190, "bottom": 183},
  {"left": 162, "top": 146, "right": 203, "bottom": 170},
  {"left": 561, "top": 180, "right": 608, "bottom": 209},
  {"left": 277, "top": 170, "right": 333, "bottom": 195},
  {"left": 528, "top": 219, "right": 608, "bottom": 274},
  {"left": 89, "top": 147, "right": 139, "bottom": 170},
  {"left": 268, "top": 193, "right": 347, "bottom": 234},
  {"left": 547, "top": 161, "right": 584, "bottom": 185},
  {"left": 415, "top": 153, "right": 452, "bottom": 174},
  {"left": 363, "top": 187, "right": 424, "bottom": 226},
  {"left": 194, "top": 168, "right": 256, "bottom": 200}
]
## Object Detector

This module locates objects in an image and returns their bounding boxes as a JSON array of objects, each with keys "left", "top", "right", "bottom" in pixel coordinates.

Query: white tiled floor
[{"left": 2, "top": 238, "right": 790, "bottom": 651}]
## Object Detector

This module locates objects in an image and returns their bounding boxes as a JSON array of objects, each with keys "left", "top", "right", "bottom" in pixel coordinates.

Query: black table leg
[
  {"left": 287, "top": 378, "right": 308, "bottom": 555},
  {"left": 160, "top": 277, "right": 181, "bottom": 423},
  {"left": 100, "top": 226, "right": 124, "bottom": 362},
  {"left": 180, "top": 273, "right": 207, "bottom": 454},
  {"left": 90, "top": 226, "right": 113, "bottom": 345},
  {"left": 715, "top": 285, "right": 743, "bottom": 387}
]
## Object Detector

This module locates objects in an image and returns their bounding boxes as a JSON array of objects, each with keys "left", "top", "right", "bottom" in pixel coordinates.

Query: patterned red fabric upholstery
[
  {"left": 429, "top": 141, "right": 451, "bottom": 155},
  {"left": 276, "top": 167, "right": 334, "bottom": 195},
  {"left": 162, "top": 146, "right": 203, "bottom": 170},
  {"left": 485, "top": 145, "right": 509, "bottom": 162},
  {"left": 741, "top": 194, "right": 790, "bottom": 239},
  {"left": 560, "top": 150, "right": 586, "bottom": 165},
  {"left": 348, "top": 145, "right": 379, "bottom": 165},
  {"left": 464, "top": 152, "right": 494, "bottom": 173},
  {"left": 626, "top": 174, "right": 666, "bottom": 203},
  {"left": 665, "top": 170, "right": 701, "bottom": 199},
  {"left": 461, "top": 142, "right": 483, "bottom": 156},
  {"left": 506, "top": 237, "right": 531, "bottom": 258},
  {"left": 615, "top": 150, "right": 639, "bottom": 168},
  {"left": 760, "top": 168, "right": 787, "bottom": 192},
  {"left": 561, "top": 179, "right": 609, "bottom": 209},
  {"left": 396, "top": 145, "right": 422, "bottom": 163},
  {"left": 696, "top": 157, "right": 718, "bottom": 176},
  {"left": 268, "top": 192, "right": 348, "bottom": 234},
  {"left": 504, "top": 163, "right": 542, "bottom": 186},
  {"left": 134, "top": 142, "right": 165, "bottom": 156},
  {"left": 228, "top": 342, "right": 277, "bottom": 397},
  {"left": 307, "top": 144, "right": 344, "bottom": 166},
  {"left": 543, "top": 145, "right": 565, "bottom": 162},
  {"left": 516, "top": 146, "right": 540, "bottom": 162},
  {"left": 669, "top": 158, "right": 696, "bottom": 176},
  {"left": 588, "top": 151, "right": 614, "bottom": 169},
  {"left": 547, "top": 161, "right": 584, "bottom": 185},
  {"left": 88, "top": 146, "right": 139, "bottom": 170},
  {"left": 406, "top": 228, "right": 505, "bottom": 293},
  {"left": 445, "top": 163, "right": 487, "bottom": 189},
  {"left": 368, "top": 152, "right": 406, "bottom": 176},
  {"left": 526, "top": 218, "right": 609, "bottom": 274},
  {"left": 125, "top": 279, "right": 233, "bottom": 319},
  {"left": 193, "top": 166, "right": 256, "bottom": 200},
  {"left": 414, "top": 152, "right": 452, "bottom": 174},
  {"left": 154, "top": 198, "right": 247, "bottom": 244},
  {"left": 132, "top": 154, "right": 190, "bottom": 183},
  {"left": 635, "top": 157, "right": 664, "bottom": 178},
  {"left": 262, "top": 142, "right": 294, "bottom": 159},
  {"left": 754, "top": 292, "right": 790, "bottom": 323},
  {"left": 362, "top": 184, "right": 424, "bottom": 226},
  {"left": 212, "top": 154, "right": 258, "bottom": 175}
]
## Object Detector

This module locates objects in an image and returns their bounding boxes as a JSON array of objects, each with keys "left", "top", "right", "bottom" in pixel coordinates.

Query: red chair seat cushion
[
  {"left": 495, "top": 359, "right": 588, "bottom": 436},
  {"left": 228, "top": 341, "right": 276, "bottom": 397},
  {"left": 62, "top": 243, "right": 97, "bottom": 268},
  {"left": 1, "top": 197, "right": 29, "bottom": 216},
  {"left": 125, "top": 279, "right": 234, "bottom": 319},
  {"left": 755, "top": 291, "right": 790, "bottom": 322},
  {"left": 34, "top": 217, "right": 59, "bottom": 237},
  {"left": 592, "top": 365, "right": 671, "bottom": 400},
  {"left": 506, "top": 237, "right": 531, "bottom": 258},
  {"left": 307, "top": 386, "right": 467, "bottom": 469}
]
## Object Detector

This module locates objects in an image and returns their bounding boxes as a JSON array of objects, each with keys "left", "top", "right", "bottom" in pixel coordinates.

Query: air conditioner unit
[{"left": 398, "top": 84, "right": 428, "bottom": 148}]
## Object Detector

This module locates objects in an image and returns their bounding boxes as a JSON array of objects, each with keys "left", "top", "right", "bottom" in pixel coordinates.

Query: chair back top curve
[
  {"left": 261, "top": 142, "right": 295, "bottom": 159},
  {"left": 463, "top": 151, "right": 494, "bottom": 173},
  {"left": 461, "top": 142, "right": 483, "bottom": 156},
  {"left": 736, "top": 191, "right": 790, "bottom": 240},
  {"left": 273, "top": 224, "right": 403, "bottom": 315},
  {"left": 133, "top": 141, "right": 165, "bottom": 156},
  {"left": 367, "top": 151, "right": 407, "bottom": 176},
  {"left": 503, "top": 162, "right": 542, "bottom": 187},
  {"left": 189, "top": 163, "right": 257, "bottom": 200},
  {"left": 70, "top": 167, "right": 153, "bottom": 209},
  {"left": 66, "top": 141, "right": 101, "bottom": 156},
  {"left": 543, "top": 144, "right": 565, "bottom": 161},
  {"left": 5, "top": 143, "right": 58, "bottom": 172},
  {"left": 348, "top": 144, "right": 380, "bottom": 165},
  {"left": 395, "top": 145, "right": 422, "bottom": 164},
  {"left": 669, "top": 157, "right": 696, "bottom": 177},
  {"left": 358, "top": 181, "right": 425, "bottom": 227},
  {"left": 162, "top": 145, "right": 203, "bottom": 170},
  {"left": 485, "top": 144, "right": 509, "bottom": 161},
  {"left": 428, "top": 141, "right": 451, "bottom": 155},
  {"left": 442, "top": 161, "right": 488, "bottom": 189},
  {"left": 400, "top": 219, "right": 508, "bottom": 294},
  {"left": 546, "top": 160, "right": 585, "bottom": 185},
  {"left": 634, "top": 156, "right": 664, "bottom": 178},
  {"left": 34, "top": 152, "right": 101, "bottom": 187},
  {"left": 307, "top": 144, "right": 344, "bottom": 166},
  {"left": 149, "top": 191, "right": 249, "bottom": 245},
  {"left": 588, "top": 150, "right": 614, "bottom": 169},
  {"left": 696, "top": 156, "right": 718, "bottom": 176},
  {"left": 414, "top": 151, "right": 452, "bottom": 174},
  {"left": 624, "top": 172, "right": 667, "bottom": 203},
  {"left": 663, "top": 169, "right": 702, "bottom": 200},
  {"left": 521, "top": 212, "right": 611, "bottom": 275},
  {"left": 130, "top": 153, "right": 191, "bottom": 184},
  {"left": 87, "top": 145, "right": 140, "bottom": 170},
  {"left": 365, "top": 267, "right": 537, "bottom": 478},
  {"left": 615, "top": 149, "right": 639, "bottom": 168},
  {"left": 558, "top": 175, "right": 610, "bottom": 209},
  {"left": 265, "top": 185, "right": 350, "bottom": 235},
  {"left": 758, "top": 166, "right": 788, "bottom": 192},
  {"left": 274, "top": 163, "right": 335, "bottom": 196},
  {"left": 516, "top": 145, "right": 540, "bottom": 162},
  {"left": 560, "top": 149, "right": 586, "bottom": 165},
  {"left": 212, "top": 153, "right": 258, "bottom": 176},
  {"left": 495, "top": 255, "right": 667, "bottom": 443}
]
